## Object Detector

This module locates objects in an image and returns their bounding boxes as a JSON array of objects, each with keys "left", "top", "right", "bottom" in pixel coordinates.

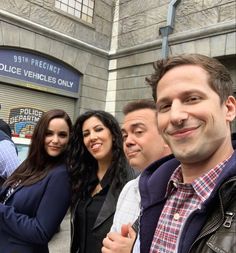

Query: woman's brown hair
[{"left": 4, "top": 109, "right": 72, "bottom": 187}]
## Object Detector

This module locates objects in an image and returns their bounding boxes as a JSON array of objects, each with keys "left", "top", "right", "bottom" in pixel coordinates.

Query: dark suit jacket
[
  {"left": 0, "top": 164, "right": 71, "bottom": 253},
  {"left": 70, "top": 167, "right": 136, "bottom": 253}
]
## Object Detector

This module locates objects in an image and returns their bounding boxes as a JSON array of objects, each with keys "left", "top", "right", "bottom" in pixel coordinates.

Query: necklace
[{"left": 2, "top": 180, "right": 21, "bottom": 204}]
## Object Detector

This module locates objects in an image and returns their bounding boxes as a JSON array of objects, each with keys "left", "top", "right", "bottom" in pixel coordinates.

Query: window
[
  {"left": 12, "top": 137, "right": 31, "bottom": 163},
  {"left": 55, "top": 0, "right": 94, "bottom": 24}
]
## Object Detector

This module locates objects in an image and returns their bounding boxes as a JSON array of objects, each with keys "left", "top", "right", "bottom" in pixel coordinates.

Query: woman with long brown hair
[{"left": 0, "top": 109, "right": 72, "bottom": 253}]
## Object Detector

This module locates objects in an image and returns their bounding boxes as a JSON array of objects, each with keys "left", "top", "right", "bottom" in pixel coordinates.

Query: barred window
[{"left": 55, "top": 0, "right": 95, "bottom": 24}]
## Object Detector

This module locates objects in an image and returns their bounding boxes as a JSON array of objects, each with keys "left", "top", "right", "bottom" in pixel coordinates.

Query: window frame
[{"left": 55, "top": 0, "right": 95, "bottom": 24}]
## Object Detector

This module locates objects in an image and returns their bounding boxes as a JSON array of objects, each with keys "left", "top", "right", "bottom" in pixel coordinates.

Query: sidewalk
[{"left": 49, "top": 212, "right": 70, "bottom": 253}]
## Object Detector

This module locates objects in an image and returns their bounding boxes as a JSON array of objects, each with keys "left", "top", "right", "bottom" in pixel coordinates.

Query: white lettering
[
  {"left": 57, "top": 79, "right": 73, "bottom": 88},
  {"left": 19, "top": 108, "right": 43, "bottom": 117},
  {"left": 0, "top": 63, "right": 21, "bottom": 75},
  {"left": 30, "top": 58, "right": 60, "bottom": 74},
  {"left": 23, "top": 70, "right": 57, "bottom": 84},
  {"left": 9, "top": 115, "right": 41, "bottom": 124},
  {"left": 13, "top": 55, "right": 29, "bottom": 63}
]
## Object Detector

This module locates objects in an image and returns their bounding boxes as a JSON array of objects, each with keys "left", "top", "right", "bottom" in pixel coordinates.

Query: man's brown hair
[
  {"left": 146, "top": 54, "right": 233, "bottom": 103},
  {"left": 123, "top": 99, "right": 156, "bottom": 115}
]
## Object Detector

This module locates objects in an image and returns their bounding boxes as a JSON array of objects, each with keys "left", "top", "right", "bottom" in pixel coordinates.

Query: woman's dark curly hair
[{"left": 68, "top": 110, "right": 131, "bottom": 206}]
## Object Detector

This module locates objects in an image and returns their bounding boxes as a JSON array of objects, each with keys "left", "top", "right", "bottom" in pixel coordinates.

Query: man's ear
[{"left": 225, "top": 96, "right": 236, "bottom": 122}]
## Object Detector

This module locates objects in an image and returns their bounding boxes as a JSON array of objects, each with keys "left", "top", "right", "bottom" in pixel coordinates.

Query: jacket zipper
[
  {"left": 187, "top": 177, "right": 236, "bottom": 253},
  {"left": 131, "top": 206, "right": 143, "bottom": 253},
  {"left": 223, "top": 211, "right": 235, "bottom": 228}
]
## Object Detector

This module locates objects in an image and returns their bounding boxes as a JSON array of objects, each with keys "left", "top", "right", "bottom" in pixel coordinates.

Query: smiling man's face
[
  {"left": 156, "top": 64, "right": 235, "bottom": 166},
  {"left": 122, "top": 108, "right": 168, "bottom": 171}
]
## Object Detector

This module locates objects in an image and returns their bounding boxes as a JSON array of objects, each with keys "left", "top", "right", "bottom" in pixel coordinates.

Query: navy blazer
[{"left": 0, "top": 164, "right": 71, "bottom": 253}]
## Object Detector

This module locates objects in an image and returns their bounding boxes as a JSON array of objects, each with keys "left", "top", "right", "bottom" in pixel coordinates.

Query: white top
[{"left": 111, "top": 175, "right": 141, "bottom": 233}]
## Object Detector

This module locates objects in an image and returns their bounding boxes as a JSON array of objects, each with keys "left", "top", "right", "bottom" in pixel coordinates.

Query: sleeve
[
  {"left": 0, "top": 140, "right": 20, "bottom": 178},
  {"left": 0, "top": 167, "right": 71, "bottom": 244}
]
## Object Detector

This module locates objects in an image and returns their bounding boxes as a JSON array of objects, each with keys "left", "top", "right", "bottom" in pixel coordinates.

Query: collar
[{"left": 166, "top": 155, "right": 232, "bottom": 202}]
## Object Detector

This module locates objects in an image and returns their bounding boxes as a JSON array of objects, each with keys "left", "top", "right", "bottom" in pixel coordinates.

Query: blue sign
[{"left": 0, "top": 48, "right": 80, "bottom": 94}]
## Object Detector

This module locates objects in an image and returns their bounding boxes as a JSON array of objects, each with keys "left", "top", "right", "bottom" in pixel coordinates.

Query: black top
[
  {"left": 70, "top": 165, "right": 137, "bottom": 253},
  {"left": 75, "top": 174, "right": 110, "bottom": 253}
]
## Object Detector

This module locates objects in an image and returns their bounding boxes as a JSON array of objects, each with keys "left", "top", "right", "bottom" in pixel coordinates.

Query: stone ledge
[{"left": 0, "top": 9, "right": 108, "bottom": 57}]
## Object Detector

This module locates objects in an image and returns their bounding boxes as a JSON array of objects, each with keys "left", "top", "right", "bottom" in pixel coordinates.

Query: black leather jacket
[{"left": 189, "top": 176, "right": 236, "bottom": 253}]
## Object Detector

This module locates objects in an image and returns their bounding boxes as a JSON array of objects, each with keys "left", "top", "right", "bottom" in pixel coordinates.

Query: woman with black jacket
[{"left": 68, "top": 110, "right": 135, "bottom": 253}]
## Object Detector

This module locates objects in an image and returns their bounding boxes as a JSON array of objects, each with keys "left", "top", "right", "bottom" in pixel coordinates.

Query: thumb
[
  {"left": 121, "top": 224, "right": 129, "bottom": 237},
  {"left": 128, "top": 224, "right": 136, "bottom": 239}
]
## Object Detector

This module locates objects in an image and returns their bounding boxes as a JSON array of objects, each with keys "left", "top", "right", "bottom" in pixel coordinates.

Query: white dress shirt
[{"left": 111, "top": 175, "right": 141, "bottom": 232}]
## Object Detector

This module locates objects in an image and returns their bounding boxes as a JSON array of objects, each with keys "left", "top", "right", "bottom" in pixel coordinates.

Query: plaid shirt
[
  {"left": 0, "top": 140, "right": 20, "bottom": 178},
  {"left": 150, "top": 157, "right": 230, "bottom": 253}
]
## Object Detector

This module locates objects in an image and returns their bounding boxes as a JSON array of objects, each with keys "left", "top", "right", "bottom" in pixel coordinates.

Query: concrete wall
[
  {"left": 113, "top": 0, "right": 235, "bottom": 49},
  {"left": 0, "top": 0, "right": 114, "bottom": 50},
  {"left": 0, "top": 0, "right": 235, "bottom": 122},
  {"left": 109, "top": 0, "right": 236, "bottom": 123},
  {"left": 0, "top": 0, "right": 114, "bottom": 118}
]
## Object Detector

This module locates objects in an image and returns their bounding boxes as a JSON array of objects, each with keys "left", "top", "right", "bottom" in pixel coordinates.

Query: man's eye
[
  {"left": 134, "top": 130, "right": 144, "bottom": 136},
  {"left": 186, "top": 96, "right": 201, "bottom": 103},
  {"left": 158, "top": 104, "right": 171, "bottom": 112},
  {"left": 122, "top": 134, "right": 127, "bottom": 141}
]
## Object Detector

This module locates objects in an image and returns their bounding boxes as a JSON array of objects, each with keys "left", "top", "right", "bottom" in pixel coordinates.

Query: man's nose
[
  {"left": 124, "top": 134, "right": 135, "bottom": 146},
  {"left": 170, "top": 101, "right": 188, "bottom": 125}
]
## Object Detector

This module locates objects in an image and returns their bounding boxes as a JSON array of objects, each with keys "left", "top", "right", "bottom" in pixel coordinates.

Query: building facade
[{"left": 0, "top": 0, "right": 235, "bottom": 134}]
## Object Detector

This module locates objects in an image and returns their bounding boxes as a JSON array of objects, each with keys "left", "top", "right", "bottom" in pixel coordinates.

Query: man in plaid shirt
[{"left": 138, "top": 54, "right": 236, "bottom": 253}]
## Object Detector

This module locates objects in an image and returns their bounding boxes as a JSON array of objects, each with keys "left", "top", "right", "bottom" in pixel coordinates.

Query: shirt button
[
  {"left": 173, "top": 182, "right": 178, "bottom": 188},
  {"left": 174, "top": 213, "right": 180, "bottom": 220}
]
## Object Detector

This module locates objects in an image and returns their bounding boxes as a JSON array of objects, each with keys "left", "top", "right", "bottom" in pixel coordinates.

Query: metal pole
[{"left": 159, "top": 0, "right": 181, "bottom": 59}]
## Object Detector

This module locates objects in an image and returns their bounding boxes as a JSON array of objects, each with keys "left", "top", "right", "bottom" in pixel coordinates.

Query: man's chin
[
  {"left": 129, "top": 159, "right": 138, "bottom": 167},
  {"left": 129, "top": 161, "right": 143, "bottom": 171}
]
